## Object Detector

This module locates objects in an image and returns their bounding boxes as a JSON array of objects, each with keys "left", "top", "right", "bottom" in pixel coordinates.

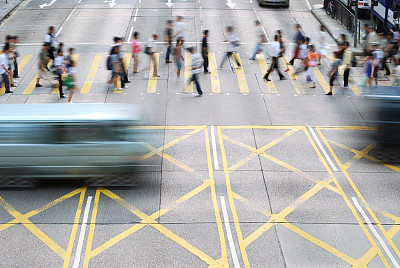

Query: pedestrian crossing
[{"left": 0, "top": 52, "right": 375, "bottom": 98}]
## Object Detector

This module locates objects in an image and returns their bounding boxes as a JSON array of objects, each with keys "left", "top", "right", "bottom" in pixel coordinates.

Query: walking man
[
  {"left": 13, "top": 36, "right": 20, "bottom": 79},
  {"left": 219, "top": 26, "right": 241, "bottom": 69},
  {"left": 187, "top": 47, "right": 203, "bottom": 96},
  {"left": 289, "top": 24, "right": 304, "bottom": 66},
  {"left": 44, "top": 26, "right": 57, "bottom": 60},
  {"left": 202, "top": 30, "right": 210, "bottom": 73},
  {"left": 146, "top": 33, "right": 160, "bottom": 77},
  {"left": 36, "top": 42, "right": 54, "bottom": 88},
  {"left": 264, "top": 35, "right": 285, "bottom": 81},
  {"left": 342, "top": 42, "right": 352, "bottom": 89},
  {"left": 165, "top": 20, "right": 174, "bottom": 63},
  {"left": 0, "top": 43, "right": 12, "bottom": 93},
  {"left": 174, "top": 16, "right": 186, "bottom": 41},
  {"left": 249, "top": 20, "right": 266, "bottom": 60}
]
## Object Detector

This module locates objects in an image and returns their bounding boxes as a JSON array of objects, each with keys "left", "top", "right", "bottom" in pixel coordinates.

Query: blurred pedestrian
[
  {"left": 363, "top": 52, "right": 376, "bottom": 90},
  {"left": 318, "top": 25, "right": 328, "bottom": 65},
  {"left": 174, "top": 16, "right": 186, "bottom": 41},
  {"left": 165, "top": 20, "right": 174, "bottom": 63},
  {"left": 342, "top": 41, "right": 353, "bottom": 89},
  {"left": 264, "top": 35, "right": 285, "bottom": 81},
  {"left": 392, "top": 56, "right": 400, "bottom": 86},
  {"left": 187, "top": 47, "right": 203, "bottom": 96},
  {"left": 249, "top": 20, "right": 266, "bottom": 60},
  {"left": 65, "top": 48, "right": 75, "bottom": 66},
  {"left": 299, "top": 37, "right": 310, "bottom": 71},
  {"left": 131, "top": 32, "right": 141, "bottom": 73},
  {"left": 366, "top": 26, "right": 378, "bottom": 51},
  {"left": 219, "top": 26, "right": 241, "bottom": 69},
  {"left": 65, "top": 60, "right": 77, "bottom": 103},
  {"left": 372, "top": 42, "right": 383, "bottom": 85},
  {"left": 277, "top": 30, "right": 289, "bottom": 72},
  {"left": 0, "top": 43, "right": 12, "bottom": 93},
  {"left": 305, "top": 45, "right": 318, "bottom": 88},
  {"left": 44, "top": 26, "right": 57, "bottom": 60},
  {"left": 109, "top": 45, "right": 125, "bottom": 91},
  {"left": 327, "top": 51, "right": 341, "bottom": 95},
  {"left": 8, "top": 36, "right": 17, "bottom": 87},
  {"left": 54, "top": 48, "right": 66, "bottom": 98},
  {"left": 174, "top": 38, "right": 184, "bottom": 81},
  {"left": 145, "top": 33, "right": 160, "bottom": 77},
  {"left": 13, "top": 36, "right": 20, "bottom": 79},
  {"left": 113, "top": 37, "right": 130, "bottom": 84},
  {"left": 36, "top": 42, "right": 54, "bottom": 88},
  {"left": 289, "top": 24, "right": 304, "bottom": 66},
  {"left": 202, "top": 30, "right": 210, "bottom": 73}
]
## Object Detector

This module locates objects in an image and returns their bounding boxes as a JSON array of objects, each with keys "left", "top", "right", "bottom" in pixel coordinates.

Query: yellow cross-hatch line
[
  {"left": 81, "top": 54, "right": 103, "bottom": 94},
  {"left": 209, "top": 53, "right": 221, "bottom": 93},
  {"left": 234, "top": 53, "right": 249, "bottom": 93},
  {"left": 257, "top": 54, "right": 277, "bottom": 93},
  {"left": 147, "top": 53, "right": 159, "bottom": 93},
  {"left": 52, "top": 54, "right": 80, "bottom": 95},
  {"left": 184, "top": 52, "right": 193, "bottom": 93},
  {"left": 282, "top": 56, "right": 305, "bottom": 94}
]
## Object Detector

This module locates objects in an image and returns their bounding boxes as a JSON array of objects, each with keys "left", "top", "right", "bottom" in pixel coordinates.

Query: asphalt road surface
[{"left": 0, "top": 0, "right": 399, "bottom": 267}]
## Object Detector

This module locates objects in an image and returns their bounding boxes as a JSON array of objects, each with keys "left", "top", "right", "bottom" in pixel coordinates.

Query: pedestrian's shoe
[
  {"left": 385, "top": 72, "right": 391, "bottom": 76},
  {"left": 234, "top": 66, "right": 241, "bottom": 69},
  {"left": 124, "top": 85, "right": 129, "bottom": 88},
  {"left": 125, "top": 80, "right": 131, "bottom": 83},
  {"left": 153, "top": 73, "right": 160, "bottom": 77},
  {"left": 249, "top": 57, "right": 255, "bottom": 60},
  {"left": 310, "top": 85, "right": 316, "bottom": 88},
  {"left": 10, "top": 84, "right": 17, "bottom": 87},
  {"left": 263, "top": 75, "right": 271, "bottom": 82},
  {"left": 279, "top": 76, "right": 286, "bottom": 80},
  {"left": 166, "top": 60, "right": 173, "bottom": 63},
  {"left": 14, "top": 76, "right": 20, "bottom": 79},
  {"left": 194, "top": 93, "right": 203, "bottom": 97},
  {"left": 342, "top": 86, "right": 349, "bottom": 89},
  {"left": 218, "top": 65, "right": 223, "bottom": 69},
  {"left": 5, "top": 91, "right": 13, "bottom": 93},
  {"left": 133, "top": 71, "right": 139, "bottom": 73},
  {"left": 204, "top": 71, "right": 210, "bottom": 74},
  {"left": 35, "top": 84, "right": 43, "bottom": 87},
  {"left": 326, "top": 92, "right": 333, "bottom": 95},
  {"left": 60, "top": 94, "right": 66, "bottom": 99}
]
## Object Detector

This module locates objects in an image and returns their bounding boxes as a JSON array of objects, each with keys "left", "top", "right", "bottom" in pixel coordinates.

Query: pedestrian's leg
[
  {"left": 133, "top": 54, "right": 139, "bottom": 73},
  {"left": 68, "top": 88, "right": 74, "bottom": 103},
  {"left": 166, "top": 46, "right": 171, "bottom": 62},
  {"left": 383, "top": 58, "right": 391, "bottom": 75},
  {"left": 250, "top": 43, "right": 260, "bottom": 60},
  {"left": 343, "top": 69, "right": 349, "bottom": 87},
  {"left": 121, "top": 61, "right": 129, "bottom": 82},
  {"left": 309, "top": 67, "right": 316, "bottom": 87},
  {"left": 193, "top": 74, "right": 202, "bottom": 94},
  {"left": 58, "top": 73, "right": 64, "bottom": 97},
  {"left": 113, "top": 74, "right": 118, "bottom": 89},
  {"left": 232, "top": 52, "right": 241, "bottom": 67},
  {"left": 3, "top": 74, "right": 10, "bottom": 93},
  {"left": 203, "top": 56, "right": 209, "bottom": 72},
  {"left": 14, "top": 60, "right": 18, "bottom": 78},
  {"left": 120, "top": 73, "right": 125, "bottom": 88},
  {"left": 219, "top": 53, "right": 228, "bottom": 68},
  {"left": 151, "top": 54, "right": 158, "bottom": 75},
  {"left": 275, "top": 58, "right": 285, "bottom": 79}
]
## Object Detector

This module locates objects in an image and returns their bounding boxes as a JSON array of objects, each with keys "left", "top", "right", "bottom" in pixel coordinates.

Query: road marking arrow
[
  {"left": 166, "top": 0, "right": 174, "bottom": 7},
  {"left": 103, "top": 0, "right": 117, "bottom": 7},
  {"left": 39, "top": 0, "right": 57, "bottom": 8},
  {"left": 226, "top": 0, "right": 236, "bottom": 8}
]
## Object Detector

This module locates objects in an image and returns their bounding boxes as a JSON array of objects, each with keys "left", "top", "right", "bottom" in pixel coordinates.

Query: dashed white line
[
  {"left": 72, "top": 196, "right": 93, "bottom": 268},
  {"left": 351, "top": 197, "right": 400, "bottom": 268},
  {"left": 210, "top": 125, "right": 220, "bottom": 170},
  {"left": 55, "top": 26, "right": 63, "bottom": 37},
  {"left": 307, "top": 126, "right": 338, "bottom": 171},
  {"left": 128, "top": 26, "right": 134, "bottom": 42},
  {"left": 134, "top": 7, "right": 139, "bottom": 21},
  {"left": 220, "top": 196, "right": 241, "bottom": 268},
  {"left": 66, "top": 7, "right": 76, "bottom": 21}
]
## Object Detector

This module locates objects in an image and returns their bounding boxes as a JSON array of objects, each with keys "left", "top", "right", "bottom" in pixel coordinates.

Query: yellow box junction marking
[
  {"left": 52, "top": 54, "right": 80, "bottom": 94},
  {"left": 209, "top": 53, "right": 221, "bottom": 93},
  {"left": 83, "top": 126, "right": 228, "bottom": 268},
  {"left": 217, "top": 125, "right": 390, "bottom": 267},
  {"left": 316, "top": 126, "right": 400, "bottom": 259},
  {"left": 184, "top": 52, "right": 193, "bottom": 93},
  {"left": 81, "top": 54, "right": 103, "bottom": 94},
  {"left": 147, "top": 53, "right": 159, "bottom": 93},
  {"left": 0, "top": 186, "right": 87, "bottom": 268},
  {"left": 282, "top": 56, "right": 305, "bottom": 94},
  {"left": 233, "top": 53, "right": 249, "bottom": 93},
  {"left": 327, "top": 55, "right": 362, "bottom": 95},
  {"left": 256, "top": 54, "right": 277, "bottom": 93}
]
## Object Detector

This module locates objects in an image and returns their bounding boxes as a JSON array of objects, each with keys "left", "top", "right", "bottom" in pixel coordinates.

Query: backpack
[{"left": 106, "top": 55, "right": 113, "bottom": 70}]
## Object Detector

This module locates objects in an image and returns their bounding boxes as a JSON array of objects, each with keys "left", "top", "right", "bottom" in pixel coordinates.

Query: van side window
[
  {"left": 62, "top": 125, "right": 117, "bottom": 142},
  {"left": 0, "top": 124, "right": 50, "bottom": 144}
]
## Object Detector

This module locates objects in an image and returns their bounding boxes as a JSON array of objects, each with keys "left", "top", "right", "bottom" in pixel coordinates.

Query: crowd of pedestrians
[{"left": 3, "top": 18, "right": 400, "bottom": 100}]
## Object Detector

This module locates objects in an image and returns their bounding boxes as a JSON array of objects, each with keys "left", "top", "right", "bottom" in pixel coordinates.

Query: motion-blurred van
[{"left": 0, "top": 104, "right": 147, "bottom": 180}]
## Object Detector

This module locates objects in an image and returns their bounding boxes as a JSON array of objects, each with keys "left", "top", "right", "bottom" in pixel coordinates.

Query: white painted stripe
[
  {"left": 220, "top": 196, "right": 241, "bottom": 268},
  {"left": 128, "top": 26, "right": 134, "bottom": 42},
  {"left": 304, "top": 0, "right": 312, "bottom": 10},
  {"left": 352, "top": 197, "right": 400, "bottom": 268},
  {"left": 210, "top": 125, "right": 220, "bottom": 170},
  {"left": 72, "top": 196, "right": 93, "bottom": 268},
  {"left": 307, "top": 126, "right": 338, "bottom": 171},
  {"left": 134, "top": 7, "right": 139, "bottom": 21},
  {"left": 66, "top": 7, "right": 75, "bottom": 21},
  {"left": 55, "top": 26, "right": 63, "bottom": 37}
]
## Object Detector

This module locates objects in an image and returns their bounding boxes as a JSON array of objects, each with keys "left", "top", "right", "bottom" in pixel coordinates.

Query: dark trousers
[
  {"left": 265, "top": 57, "right": 284, "bottom": 78},
  {"left": 1, "top": 73, "right": 10, "bottom": 93},
  {"left": 382, "top": 57, "right": 390, "bottom": 74},
  {"left": 49, "top": 47, "right": 55, "bottom": 60},
  {"left": 203, "top": 54, "right": 209, "bottom": 72},
  {"left": 220, "top": 52, "right": 240, "bottom": 67},
  {"left": 343, "top": 68, "right": 350, "bottom": 87},
  {"left": 57, "top": 73, "right": 64, "bottom": 97},
  {"left": 190, "top": 73, "right": 202, "bottom": 94},
  {"left": 329, "top": 73, "right": 337, "bottom": 86},
  {"left": 166, "top": 45, "right": 172, "bottom": 61},
  {"left": 121, "top": 60, "right": 129, "bottom": 83},
  {"left": 13, "top": 59, "right": 18, "bottom": 78}
]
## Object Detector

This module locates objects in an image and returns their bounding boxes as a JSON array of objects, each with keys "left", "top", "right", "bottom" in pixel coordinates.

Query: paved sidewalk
[
  {"left": 311, "top": 7, "right": 364, "bottom": 55},
  {"left": 0, "top": 0, "right": 24, "bottom": 24}
]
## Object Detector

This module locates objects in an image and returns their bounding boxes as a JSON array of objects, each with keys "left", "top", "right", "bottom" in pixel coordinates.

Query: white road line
[
  {"left": 351, "top": 197, "right": 400, "bottom": 268},
  {"left": 134, "top": 7, "right": 139, "bottom": 21},
  {"left": 252, "top": 8, "right": 270, "bottom": 43},
  {"left": 250, "top": 0, "right": 253, "bottom": 3},
  {"left": 220, "top": 196, "right": 241, "bottom": 268},
  {"left": 66, "top": 7, "right": 75, "bottom": 21},
  {"left": 304, "top": 0, "right": 312, "bottom": 10},
  {"left": 307, "top": 126, "right": 338, "bottom": 171},
  {"left": 210, "top": 125, "right": 220, "bottom": 170},
  {"left": 72, "top": 196, "right": 93, "bottom": 268},
  {"left": 128, "top": 26, "right": 134, "bottom": 42},
  {"left": 55, "top": 26, "right": 63, "bottom": 37}
]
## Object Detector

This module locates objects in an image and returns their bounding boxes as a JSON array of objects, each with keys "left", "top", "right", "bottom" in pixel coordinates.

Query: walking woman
[
  {"left": 305, "top": 45, "right": 319, "bottom": 88},
  {"left": 65, "top": 60, "right": 77, "bottom": 103},
  {"left": 131, "top": 32, "right": 141, "bottom": 73},
  {"left": 277, "top": 30, "right": 289, "bottom": 72},
  {"left": 327, "top": 51, "right": 341, "bottom": 95},
  {"left": 174, "top": 38, "right": 185, "bottom": 81},
  {"left": 318, "top": 25, "right": 328, "bottom": 65}
]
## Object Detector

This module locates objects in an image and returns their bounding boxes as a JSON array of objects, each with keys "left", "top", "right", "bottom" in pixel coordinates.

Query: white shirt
[
  {"left": 373, "top": 49, "right": 384, "bottom": 66},
  {"left": 0, "top": 53, "right": 9, "bottom": 74},
  {"left": 175, "top": 21, "right": 186, "bottom": 39},
  {"left": 54, "top": 55, "right": 64, "bottom": 67},
  {"left": 227, "top": 34, "right": 238, "bottom": 52},
  {"left": 191, "top": 53, "right": 203, "bottom": 74},
  {"left": 44, "top": 33, "right": 57, "bottom": 47},
  {"left": 256, "top": 26, "right": 265, "bottom": 43},
  {"left": 269, "top": 41, "right": 281, "bottom": 57}
]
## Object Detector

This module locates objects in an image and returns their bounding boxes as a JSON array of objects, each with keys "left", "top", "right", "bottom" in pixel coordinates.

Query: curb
[{"left": 0, "top": 0, "right": 26, "bottom": 26}]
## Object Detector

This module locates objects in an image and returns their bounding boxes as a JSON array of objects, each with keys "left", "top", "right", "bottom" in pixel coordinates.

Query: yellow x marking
[{"left": 0, "top": 186, "right": 87, "bottom": 267}]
